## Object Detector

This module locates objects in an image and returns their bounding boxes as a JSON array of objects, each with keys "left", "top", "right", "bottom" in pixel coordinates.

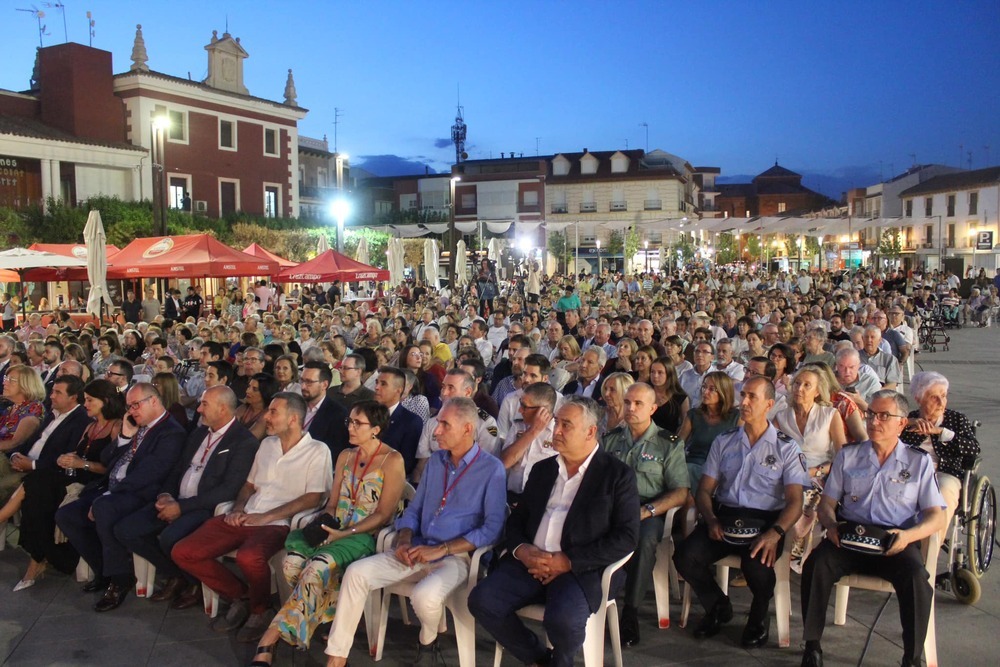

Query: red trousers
[{"left": 171, "top": 515, "right": 288, "bottom": 614}]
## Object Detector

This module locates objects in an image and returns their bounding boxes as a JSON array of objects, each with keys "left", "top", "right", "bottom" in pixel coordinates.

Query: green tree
[
  {"left": 547, "top": 231, "right": 570, "bottom": 273},
  {"left": 745, "top": 234, "right": 762, "bottom": 261},
  {"left": 624, "top": 226, "right": 641, "bottom": 272},
  {"left": 344, "top": 227, "right": 390, "bottom": 268},
  {"left": 606, "top": 230, "right": 624, "bottom": 256},
  {"left": 716, "top": 232, "right": 737, "bottom": 265},
  {"left": 878, "top": 228, "right": 902, "bottom": 260}
]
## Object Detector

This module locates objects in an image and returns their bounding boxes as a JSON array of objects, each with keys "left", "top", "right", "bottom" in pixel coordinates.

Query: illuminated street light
[
  {"left": 596, "top": 238, "right": 602, "bottom": 275},
  {"left": 331, "top": 198, "right": 350, "bottom": 253}
]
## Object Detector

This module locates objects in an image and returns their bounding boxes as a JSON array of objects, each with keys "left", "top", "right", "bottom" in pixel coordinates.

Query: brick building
[{"left": 716, "top": 163, "right": 835, "bottom": 218}]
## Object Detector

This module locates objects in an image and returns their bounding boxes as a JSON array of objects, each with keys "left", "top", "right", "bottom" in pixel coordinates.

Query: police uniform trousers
[
  {"left": 673, "top": 520, "right": 784, "bottom": 622},
  {"left": 624, "top": 513, "right": 665, "bottom": 608},
  {"left": 801, "top": 539, "right": 932, "bottom": 663}
]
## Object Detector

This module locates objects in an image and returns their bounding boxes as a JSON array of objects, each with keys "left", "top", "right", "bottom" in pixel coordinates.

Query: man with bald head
[
  {"left": 602, "top": 382, "right": 688, "bottom": 646},
  {"left": 115, "top": 385, "right": 260, "bottom": 609}
]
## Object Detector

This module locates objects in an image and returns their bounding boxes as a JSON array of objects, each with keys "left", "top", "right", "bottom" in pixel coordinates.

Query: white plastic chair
[
  {"left": 491, "top": 550, "right": 634, "bottom": 667},
  {"left": 651, "top": 506, "right": 696, "bottom": 629},
  {"left": 832, "top": 532, "right": 940, "bottom": 667},
  {"left": 133, "top": 553, "right": 157, "bottom": 598},
  {"left": 680, "top": 544, "right": 792, "bottom": 647},
  {"left": 366, "top": 527, "right": 489, "bottom": 667}
]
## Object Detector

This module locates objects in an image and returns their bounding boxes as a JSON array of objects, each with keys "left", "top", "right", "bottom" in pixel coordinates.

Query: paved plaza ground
[{"left": 2, "top": 325, "right": 999, "bottom": 666}]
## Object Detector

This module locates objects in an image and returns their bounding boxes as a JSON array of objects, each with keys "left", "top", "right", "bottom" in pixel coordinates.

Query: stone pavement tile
[{"left": 146, "top": 638, "right": 241, "bottom": 666}]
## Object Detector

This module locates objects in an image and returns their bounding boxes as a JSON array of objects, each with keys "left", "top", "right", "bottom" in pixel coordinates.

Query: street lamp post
[
  {"left": 596, "top": 239, "right": 602, "bottom": 276},
  {"left": 150, "top": 115, "right": 170, "bottom": 236},
  {"left": 644, "top": 240, "right": 649, "bottom": 273},
  {"left": 448, "top": 176, "right": 461, "bottom": 289},
  {"left": 331, "top": 198, "right": 350, "bottom": 253}
]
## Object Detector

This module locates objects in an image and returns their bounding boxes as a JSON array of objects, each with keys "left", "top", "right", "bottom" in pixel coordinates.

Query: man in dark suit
[
  {"left": 561, "top": 346, "right": 607, "bottom": 402},
  {"left": 56, "top": 383, "right": 186, "bottom": 612},
  {"left": 40, "top": 340, "right": 64, "bottom": 394},
  {"left": 114, "top": 386, "right": 258, "bottom": 609},
  {"left": 469, "top": 395, "right": 640, "bottom": 667},
  {"left": 373, "top": 366, "right": 423, "bottom": 474},
  {"left": 6, "top": 376, "right": 91, "bottom": 489},
  {"left": 163, "top": 289, "right": 182, "bottom": 321},
  {"left": 300, "top": 361, "right": 349, "bottom": 462}
]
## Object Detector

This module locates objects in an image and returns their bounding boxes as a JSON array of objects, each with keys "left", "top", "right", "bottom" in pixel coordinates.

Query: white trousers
[{"left": 325, "top": 550, "right": 470, "bottom": 657}]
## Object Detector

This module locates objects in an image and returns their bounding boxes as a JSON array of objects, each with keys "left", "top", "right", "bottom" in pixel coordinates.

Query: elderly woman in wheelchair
[{"left": 899, "top": 371, "right": 980, "bottom": 540}]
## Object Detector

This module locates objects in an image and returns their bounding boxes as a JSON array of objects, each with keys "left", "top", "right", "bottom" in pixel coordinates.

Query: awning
[
  {"left": 25, "top": 242, "right": 122, "bottom": 281},
  {"left": 107, "top": 234, "right": 278, "bottom": 278},
  {"left": 242, "top": 243, "right": 298, "bottom": 268},
  {"left": 273, "top": 249, "right": 389, "bottom": 283}
]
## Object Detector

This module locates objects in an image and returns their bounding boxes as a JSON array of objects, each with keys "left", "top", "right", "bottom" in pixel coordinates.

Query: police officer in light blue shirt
[
  {"left": 799, "top": 390, "right": 946, "bottom": 667},
  {"left": 674, "top": 376, "right": 811, "bottom": 649}
]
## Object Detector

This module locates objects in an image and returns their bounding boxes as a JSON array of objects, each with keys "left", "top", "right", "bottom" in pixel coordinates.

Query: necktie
[{"left": 108, "top": 426, "right": 148, "bottom": 490}]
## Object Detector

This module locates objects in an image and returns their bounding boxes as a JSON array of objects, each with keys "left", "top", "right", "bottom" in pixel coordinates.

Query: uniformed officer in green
[{"left": 602, "top": 382, "right": 688, "bottom": 647}]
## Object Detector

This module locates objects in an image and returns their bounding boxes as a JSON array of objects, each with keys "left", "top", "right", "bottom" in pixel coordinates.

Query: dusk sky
[{"left": 2, "top": 1, "right": 998, "bottom": 197}]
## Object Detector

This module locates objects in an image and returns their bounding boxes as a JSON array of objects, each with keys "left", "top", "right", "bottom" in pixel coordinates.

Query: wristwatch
[
  {"left": 772, "top": 524, "right": 786, "bottom": 537},
  {"left": 644, "top": 503, "right": 656, "bottom": 517},
  {"left": 83, "top": 462, "right": 91, "bottom": 471}
]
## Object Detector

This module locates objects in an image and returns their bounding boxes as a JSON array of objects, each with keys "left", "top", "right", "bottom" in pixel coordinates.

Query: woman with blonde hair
[
  {"left": 553, "top": 335, "right": 582, "bottom": 375},
  {"left": 600, "top": 372, "right": 635, "bottom": 434},
  {"left": 0, "top": 365, "right": 46, "bottom": 504},
  {"left": 611, "top": 337, "right": 638, "bottom": 374},
  {"left": 799, "top": 362, "right": 867, "bottom": 443},
  {"left": 772, "top": 366, "right": 847, "bottom": 570}
]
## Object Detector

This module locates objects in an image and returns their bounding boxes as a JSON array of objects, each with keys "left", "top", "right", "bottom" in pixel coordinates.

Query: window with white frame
[
  {"left": 264, "top": 128, "right": 278, "bottom": 156},
  {"left": 264, "top": 185, "right": 280, "bottom": 218},
  {"left": 219, "top": 119, "right": 237, "bottom": 150}
]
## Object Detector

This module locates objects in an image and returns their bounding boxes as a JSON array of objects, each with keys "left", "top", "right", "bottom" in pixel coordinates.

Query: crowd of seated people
[{"left": 0, "top": 263, "right": 991, "bottom": 666}]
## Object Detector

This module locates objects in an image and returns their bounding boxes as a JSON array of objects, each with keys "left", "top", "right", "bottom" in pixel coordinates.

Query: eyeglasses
[
  {"left": 340, "top": 365, "right": 359, "bottom": 372},
  {"left": 106, "top": 371, "right": 125, "bottom": 378},
  {"left": 300, "top": 378, "right": 322, "bottom": 385},
  {"left": 864, "top": 410, "right": 907, "bottom": 422},
  {"left": 245, "top": 357, "right": 264, "bottom": 364},
  {"left": 344, "top": 418, "right": 372, "bottom": 428},
  {"left": 519, "top": 403, "right": 542, "bottom": 411},
  {"left": 127, "top": 395, "right": 155, "bottom": 412}
]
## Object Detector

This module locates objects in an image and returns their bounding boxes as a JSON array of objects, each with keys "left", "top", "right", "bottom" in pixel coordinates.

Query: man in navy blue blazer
[
  {"left": 300, "top": 361, "right": 349, "bottom": 463},
  {"left": 114, "top": 386, "right": 259, "bottom": 608},
  {"left": 8, "top": 376, "right": 91, "bottom": 477},
  {"left": 373, "top": 366, "right": 423, "bottom": 475},
  {"left": 56, "top": 383, "right": 186, "bottom": 612}
]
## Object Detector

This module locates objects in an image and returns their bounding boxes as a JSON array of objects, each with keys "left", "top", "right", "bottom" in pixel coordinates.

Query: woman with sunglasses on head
[{"left": 251, "top": 400, "right": 405, "bottom": 666}]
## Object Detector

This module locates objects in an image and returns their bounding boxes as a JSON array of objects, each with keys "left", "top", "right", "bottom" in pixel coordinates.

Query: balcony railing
[
  {"left": 518, "top": 203, "right": 541, "bottom": 213},
  {"left": 644, "top": 199, "right": 662, "bottom": 210},
  {"left": 580, "top": 202, "right": 597, "bottom": 213},
  {"left": 299, "top": 185, "right": 340, "bottom": 200},
  {"left": 550, "top": 204, "right": 568, "bottom": 214},
  {"left": 610, "top": 201, "right": 627, "bottom": 212}
]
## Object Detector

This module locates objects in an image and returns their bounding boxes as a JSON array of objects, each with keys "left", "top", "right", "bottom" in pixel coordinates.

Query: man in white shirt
[
  {"left": 486, "top": 310, "right": 509, "bottom": 352},
  {"left": 500, "top": 382, "right": 557, "bottom": 503},
  {"left": 173, "top": 392, "right": 331, "bottom": 642},
  {"left": 413, "top": 369, "right": 500, "bottom": 481},
  {"left": 497, "top": 354, "right": 551, "bottom": 440},
  {"left": 469, "top": 319, "right": 495, "bottom": 364},
  {"left": 714, "top": 339, "right": 746, "bottom": 382},
  {"left": 680, "top": 341, "right": 716, "bottom": 409}
]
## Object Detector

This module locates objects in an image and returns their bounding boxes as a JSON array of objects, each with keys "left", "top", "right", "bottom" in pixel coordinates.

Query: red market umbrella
[
  {"left": 241, "top": 243, "right": 298, "bottom": 268},
  {"left": 25, "top": 242, "right": 122, "bottom": 281},
  {"left": 273, "top": 249, "right": 389, "bottom": 283},
  {"left": 106, "top": 234, "right": 278, "bottom": 279}
]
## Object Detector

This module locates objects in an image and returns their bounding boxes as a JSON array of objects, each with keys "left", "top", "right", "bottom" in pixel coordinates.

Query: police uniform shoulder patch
[
  {"left": 776, "top": 430, "right": 794, "bottom": 443},
  {"left": 720, "top": 426, "right": 740, "bottom": 436},
  {"left": 798, "top": 452, "right": 808, "bottom": 472},
  {"left": 478, "top": 408, "right": 490, "bottom": 421},
  {"left": 903, "top": 443, "right": 930, "bottom": 455}
]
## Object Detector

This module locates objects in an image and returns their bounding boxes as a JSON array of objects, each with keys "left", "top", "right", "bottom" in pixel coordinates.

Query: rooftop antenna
[
  {"left": 909, "top": 153, "right": 917, "bottom": 167},
  {"left": 535, "top": 137, "right": 540, "bottom": 156},
  {"left": 625, "top": 138, "right": 629, "bottom": 150},
  {"left": 332, "top": 107, "right": 343, "bottom": 153},
  {"left": 639, "top": 122, "right": 649, "bottom": 152},
  {"left": 959, "top": 144, "right": 964, "bottom": 169},
  {"left": 967, "top": 151, "right": 973, "bottom": 170},
  {"left": 41, "top": 2, "right": 66, "bottom": 43},
  {"left": 17, "top": 6, "right": 49, "bottom": 47},
  {"left": 451, "top": 84, "right": 467, "bottom": 164},
  {"left": 86, "top": 10, "right": 94, "bottom": 46}
]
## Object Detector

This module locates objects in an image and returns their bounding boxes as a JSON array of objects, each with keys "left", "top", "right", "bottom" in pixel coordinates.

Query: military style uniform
[
  {"left": 415, "top": 409, "right": 500, "bottom": 463},
  {"left": 603, "top": 422, "right": 688, "bottom": 609},
  {"left": 801, "top": 440, "right": 945, "bottom": 665},
  {"left": 502, "top": 419, "right": 556, "bottom": 498},
  {"left": 674, "top": 424, "right": 811, "bottom": 624}
]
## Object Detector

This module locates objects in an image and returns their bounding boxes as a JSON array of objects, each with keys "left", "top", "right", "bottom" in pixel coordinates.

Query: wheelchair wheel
[
  {"left": 952, "top": 568, "right": 981, "bottom": 605},
  {"left": 968, "top": 476, "right": 996, "bottom": 578}
]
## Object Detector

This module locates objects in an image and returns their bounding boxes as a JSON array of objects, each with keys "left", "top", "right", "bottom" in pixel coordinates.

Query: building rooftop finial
[
  {"left": 283, "top": 68, "right": 298, "bottom": 107},
  {"left": 130, "top": 24, "right": 149, "bottom": 72}
]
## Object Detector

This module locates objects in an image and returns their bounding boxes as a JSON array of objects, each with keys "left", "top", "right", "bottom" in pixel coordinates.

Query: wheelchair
[{"left": 936, "top": 445, "right": 996, "bottom": 604}]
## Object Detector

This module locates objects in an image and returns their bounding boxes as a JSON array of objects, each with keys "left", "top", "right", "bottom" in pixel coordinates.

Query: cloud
[
  {"left": 434, "top": 138, "right": 452, "bottom": 149},
  {"left": 355, "top": 154, "right": 438, "bottom": 177}
]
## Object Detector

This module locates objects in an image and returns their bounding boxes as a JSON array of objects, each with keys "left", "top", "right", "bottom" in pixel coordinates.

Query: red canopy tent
[
  {"left": 242, "top": 243, "right": 298, "bottom": 268},
  {"left": 107, "top": 234, "right": 278, "bottom": 278},
  {"left": 24, "top": 243, "right": 122, "bottom": 281},
  {"left": 273, "top": 249, "right": 389, "bottom": 283}
]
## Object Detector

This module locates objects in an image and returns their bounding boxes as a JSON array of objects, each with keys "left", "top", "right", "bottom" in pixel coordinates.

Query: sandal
[{"left": 249, "top": 643, "right": 276, "bottom": 667}]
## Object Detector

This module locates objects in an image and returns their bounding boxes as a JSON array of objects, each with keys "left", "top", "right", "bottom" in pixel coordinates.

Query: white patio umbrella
[
  {"left": 455, "top": 239, "right": 469, "bottom": 286},
  {"left": 317, "top": 233, "right": 330, "bottom": 255},
  {"left": 423, "top": 238, "right": 440, "bottom": 287},
  {"left": 487, "top": 237, "right": 501, "bottom": 262},
  {"left": 83, "top": 210, "right": 110, "bottom": 318},
  {"left": 658, "top": 246, "right": 666, "bottom": 271},
  {"left": 0, "top": 247, "right": 86, "bottom": 320},
  {"left": 387, "top": 238, "right": 405, "bottom": 287},
  {"left": 355, "top": 236, "right": 370, "bottom": 266}
]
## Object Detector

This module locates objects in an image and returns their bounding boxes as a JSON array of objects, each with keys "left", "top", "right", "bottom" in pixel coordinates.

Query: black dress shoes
[
  {"left": 170, "top": 584, "right": 202, "bottom": 610},
  {"left": 693, "top": 598, "right": 733, "bottom": 639},
  {"left": 620, "top": 605, "right": 640, "bottom": 647},
  {"left": 741, "top": 615, "right": 770, "bottom": 648},
  {"left": 801, "top": 647, "right": 824, "bottom": 667},
  {"left": 82, "top": 577, "right": 109, "bottom": 593},
  {"left": 94, "top": 582, "right": 129, "bottom": 612}
]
